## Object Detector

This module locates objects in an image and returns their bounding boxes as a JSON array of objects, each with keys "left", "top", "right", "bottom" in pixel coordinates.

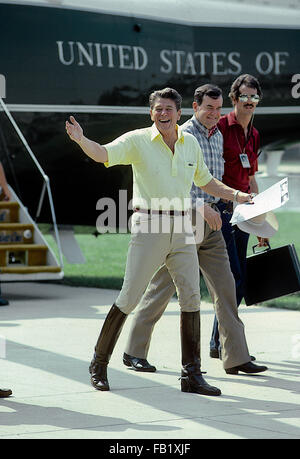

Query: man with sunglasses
[{"left": 210, "top": 74, "right": 267, "bottom": 358}]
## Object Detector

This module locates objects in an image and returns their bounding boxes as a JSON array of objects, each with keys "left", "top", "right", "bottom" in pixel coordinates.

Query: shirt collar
[
  {"left": 150, "top": 123, "right": 184, "bottom": 143},
  {"left": 191, "top": 115, "right": 218, "bottom": 138},
  {"left": 227, "top": 110, "right": 254, "bottom": 136},
  {"left": 227, "top": 110, "right": 239, "bottom": 126}
]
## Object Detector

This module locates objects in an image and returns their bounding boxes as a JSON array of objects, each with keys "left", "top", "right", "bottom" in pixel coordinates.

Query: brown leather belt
[{"left": 134, "top": 208, "right": 188, "bottom": 216}]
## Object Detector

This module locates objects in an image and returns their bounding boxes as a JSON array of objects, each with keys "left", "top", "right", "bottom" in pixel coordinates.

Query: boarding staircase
[
  {"left": 0, "top": 97, "right": 64, "bottom": 281},
  {"left": 0, "top": 186, "right": 63, "bottom": 281}
]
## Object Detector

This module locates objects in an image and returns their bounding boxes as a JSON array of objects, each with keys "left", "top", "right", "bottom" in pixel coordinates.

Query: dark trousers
[{"left": 210, "top": 201, "right": 250, "bottom": 350}]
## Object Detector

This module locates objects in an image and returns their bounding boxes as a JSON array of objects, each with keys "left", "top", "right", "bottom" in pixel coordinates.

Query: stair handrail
[{"left": 0, "top": 97, "right": 64, "bottom": 268}]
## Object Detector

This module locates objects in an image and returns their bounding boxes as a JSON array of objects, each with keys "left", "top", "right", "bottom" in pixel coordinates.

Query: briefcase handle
[{"left": 252, "top": 241, "right": 271, "bottom": 254}]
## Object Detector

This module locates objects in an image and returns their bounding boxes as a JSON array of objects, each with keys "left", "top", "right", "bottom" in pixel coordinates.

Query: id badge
[{"left": 239, "top": 153, "right": 251, "bottom": 168}]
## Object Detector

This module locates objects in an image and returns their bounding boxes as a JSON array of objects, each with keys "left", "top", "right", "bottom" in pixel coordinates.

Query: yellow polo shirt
[{"left": 104, "top": 124, "right": 212, "bottom": 211}]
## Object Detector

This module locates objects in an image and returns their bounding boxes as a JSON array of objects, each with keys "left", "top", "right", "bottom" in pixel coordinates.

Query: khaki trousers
[
  {"left": 116, "top": 213, "right": 201, "bottom": 314},
  {"left": 124, "top": 219, "right": 251, "bottom": 370}
]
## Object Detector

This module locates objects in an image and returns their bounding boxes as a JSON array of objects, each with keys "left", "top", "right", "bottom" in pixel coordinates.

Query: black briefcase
[{"left": 244, "top": 243, "right": 300, "bottom": 306}]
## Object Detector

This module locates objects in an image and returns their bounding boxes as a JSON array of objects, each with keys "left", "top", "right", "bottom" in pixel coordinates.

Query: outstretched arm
[
  {"left": 65, "top": 116, "right": 108, "bottom": 163},
  {"left": 201, "top": 177, "right": 253, "bottom": 204}
]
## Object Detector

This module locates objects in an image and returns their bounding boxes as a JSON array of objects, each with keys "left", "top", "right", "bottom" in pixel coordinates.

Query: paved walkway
[{"left": 0, "top": 282, "right": 299, "bottom": 440}]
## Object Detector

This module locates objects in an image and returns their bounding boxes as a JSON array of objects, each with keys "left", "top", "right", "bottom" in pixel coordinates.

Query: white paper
[{"left": 230, "top": 177, "right": 289, "bottom": 225}]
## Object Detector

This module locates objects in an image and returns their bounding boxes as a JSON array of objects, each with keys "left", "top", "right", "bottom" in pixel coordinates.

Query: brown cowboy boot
[
  {"left": 89, "top": 304, "right": 127, "bottom": 391},
  {"left": 180, "top": 311, "right": 221, "bottom": 396}
]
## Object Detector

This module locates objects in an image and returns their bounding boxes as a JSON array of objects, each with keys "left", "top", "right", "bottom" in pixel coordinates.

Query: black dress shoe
[
  {"left": 0, "top": 388, "right": 12, "bottom": 398},
  {"left": 181, "top": 366, "right": 221, "bottom": 396},
  {"left": 123, "top": 352, "right": 156, "bottom": 372},
  {"left": 225, "top": 361, "right": 268, "bottom": 375},
  {"left": 89, "top": 360, "right": 110, "bottom": 391},
  {"left": 210, "top": 347, "right": 256, "bottom": 361}
]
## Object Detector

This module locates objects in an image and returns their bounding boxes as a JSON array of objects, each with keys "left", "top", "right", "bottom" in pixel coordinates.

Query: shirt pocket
[{"left": 184, "top": 161, "right": 197, "bottom": 185}]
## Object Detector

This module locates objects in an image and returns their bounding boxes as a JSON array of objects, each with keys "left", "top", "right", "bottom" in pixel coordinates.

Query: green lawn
[
  {"left": 42, "top": 211, "right": 300, "bottom": 310},
  {"left": 45, "top": 231, "right": 130, "bottom": 290}
]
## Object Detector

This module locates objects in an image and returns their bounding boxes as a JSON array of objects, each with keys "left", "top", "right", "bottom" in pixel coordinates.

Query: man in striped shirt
[{"left": 123, "top": 84, "right": 267, "bottom": 377}]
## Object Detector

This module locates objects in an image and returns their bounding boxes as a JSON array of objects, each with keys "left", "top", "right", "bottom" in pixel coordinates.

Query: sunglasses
[{"left": 238, "top": 94, "right": 260, "bottom": 103}]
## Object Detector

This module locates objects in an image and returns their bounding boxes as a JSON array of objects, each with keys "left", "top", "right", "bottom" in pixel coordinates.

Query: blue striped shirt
[{"left": 181, "top": 115, "right": 224, "bottom": 205}]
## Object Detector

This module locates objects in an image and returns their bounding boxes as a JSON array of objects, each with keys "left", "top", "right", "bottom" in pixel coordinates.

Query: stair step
[
  {"left": 0, "top": 223, "right": 34, "bottom": 244},
  {"left": 0, "top": 201, "right": 20, "bottom": 223},
  {"left": 0, "top": 265, "right": 62, "bottom": 274},
  {"left": 0, "top": 202, "right": 20, "bottom": 208},
  {"left": 0, "top": 244, "right": 47, "bottom": 250},
  {"left": 0, "top": 244, "right": 48, "bottom": 267}
]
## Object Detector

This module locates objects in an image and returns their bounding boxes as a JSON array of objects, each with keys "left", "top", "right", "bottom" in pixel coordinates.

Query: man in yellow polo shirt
[{"left": 66, "top": 87, "right": 252, "bottom": 397}]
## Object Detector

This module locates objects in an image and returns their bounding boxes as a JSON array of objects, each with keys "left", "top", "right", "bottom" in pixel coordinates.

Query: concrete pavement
[{"left": 0, "top": 281, "right": 299, "bottom": 440}]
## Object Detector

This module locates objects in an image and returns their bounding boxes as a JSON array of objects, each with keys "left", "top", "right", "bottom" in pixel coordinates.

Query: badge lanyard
[{"left": 235, "top": 115, "right": 254, "bottom": 168}]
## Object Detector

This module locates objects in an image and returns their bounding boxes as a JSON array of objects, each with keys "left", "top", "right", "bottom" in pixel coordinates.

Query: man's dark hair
[
  {"left": 149, "top": 87, "right": 182, "bottom": 111},
  {"left": 194, "top": 84, "right": 223, "bottom": 105},
  {"left": 229, "top": 74, "right": 262, "bottom": 104}
]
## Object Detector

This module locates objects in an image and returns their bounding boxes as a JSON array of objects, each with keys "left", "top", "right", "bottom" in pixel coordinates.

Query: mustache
[{"left": 244, "top": 104, "right": 254, "bottom": 108}]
